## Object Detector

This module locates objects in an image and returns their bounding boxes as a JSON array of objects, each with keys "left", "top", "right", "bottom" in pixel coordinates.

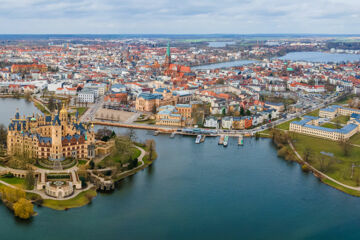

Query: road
[{"left": 81, "top": 96, "right": 104, "bottom": 123}]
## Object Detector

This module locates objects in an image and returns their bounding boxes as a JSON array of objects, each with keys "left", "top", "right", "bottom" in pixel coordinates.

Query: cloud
[{"left": 0, "top": 0, "right": 359, "bottom": 34}]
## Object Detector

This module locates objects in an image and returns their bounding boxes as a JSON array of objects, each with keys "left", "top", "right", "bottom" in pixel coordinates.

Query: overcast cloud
[{"left": 0, "top": 0, "right": 359, "bottom": 34}]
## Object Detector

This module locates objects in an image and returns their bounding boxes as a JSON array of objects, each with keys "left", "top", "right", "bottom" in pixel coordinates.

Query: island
[{"left": 0, "top": 105, "right": 156, "bottom": 219}]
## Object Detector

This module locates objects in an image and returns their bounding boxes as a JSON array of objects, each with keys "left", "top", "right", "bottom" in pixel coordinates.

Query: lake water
[
  {"left": 193, "top": 60, "right": 256, "bottom": 70},
  {"left": 2, "top": 99, "right": 360, "bottom": 239},
  {"left": 208, "top": 41, "right": 235, "bottom": 48},
  {"left": 278, "top": 51, "right": 360, "bottom": 63}
]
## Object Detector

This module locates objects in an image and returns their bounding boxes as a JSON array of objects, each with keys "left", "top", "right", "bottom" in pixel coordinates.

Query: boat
[
  {"left": 238, "top": 135, "right": 243, "bottom": 146},
  {"left": 170, "top": 132, "right": 176, "bottom": 138},
  {"left": 218, "top": 135, "right": 224, "bottom": 145},
  {"left": 195, "top": 135, "right": 201, "bottom": 144},
  {"left": 153, "top": 131, "right": 159, "bottom": 136},
  {"left": 200, "top": 135, "right": 206, "bottom": 143},
  {"left": 223, "top": 136, "right": 229, "bottom": 147}
]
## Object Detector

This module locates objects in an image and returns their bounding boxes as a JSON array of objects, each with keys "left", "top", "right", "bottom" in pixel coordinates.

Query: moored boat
[
  {"left": 195, "top": 135, "right": 201, "bottom": 144},
  {"left": 223, "top": 136, "right": 229, "bottom": 147}
]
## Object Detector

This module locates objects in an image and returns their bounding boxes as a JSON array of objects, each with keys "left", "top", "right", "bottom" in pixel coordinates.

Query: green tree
[
  {"left": 240, "top": 107, "right": 245, "bottom": 116},
  {"left": 339, "top": 139, "right": 352, "bottom": 157},
  {"left": 48, "top": 95, "right": 56, "bottom": 112},
  {"left": 24, "top": 170, "right": 35, "bottom": 190}
]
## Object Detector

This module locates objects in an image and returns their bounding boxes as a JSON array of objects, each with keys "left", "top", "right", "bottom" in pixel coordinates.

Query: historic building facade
[{"left": 7, "top": 106, "right": 96, "bottom": 160}]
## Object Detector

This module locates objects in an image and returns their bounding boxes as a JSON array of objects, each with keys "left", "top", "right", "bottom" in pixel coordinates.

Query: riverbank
[{"left": 267, "top": 128, "right": 360, "bottom": 197}]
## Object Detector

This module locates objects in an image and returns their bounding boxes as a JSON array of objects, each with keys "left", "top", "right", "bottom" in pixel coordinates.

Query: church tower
[{"left": 164, "top": 41, "right": 171, "bottom": 67}]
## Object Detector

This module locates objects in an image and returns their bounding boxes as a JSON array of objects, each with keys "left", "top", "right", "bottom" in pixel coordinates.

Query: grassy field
[
  {"left": 350, "top": 133, "right": 360, "bottom": 145},
  {"left": 333, "top": 94, "right": 355, "bottom": 105},
  {"left": 322, "top": 178, "right": 360, "bottom": 197},
  {"left": 134, "top": 119, "right": 156, "bottom": 125},
  {"left": 70, "top": 107, "right": 87, "bottom": 116},
  {"left": 331, "top": 115, "right": 350, "bottom": 124},
  {"left": 275, "top": 117, "right": 301, "bottom": 130},
  {"left": 0, "top": 177, "right": 25, "bottom": 189},
  {"left": 292, "top": 133, "right": 360, "bottom": 187},
  {"left": 101, "top": 147, "right": 141, "bottom": 165},
  {"left": 306, "top": 109, "right": 319, "bottom": 117},
  {"left": 42, "top": 189, "right": 97, "bottom": 210},
  {"left": 78, "top": 160, "right": 88, "bottom": 165},
  {"left": 320, "top": 122, "right": 341, "bottom": 129}
]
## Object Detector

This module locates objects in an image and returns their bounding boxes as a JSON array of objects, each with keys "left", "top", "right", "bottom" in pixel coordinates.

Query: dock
[{"left": 218, "top": 135, "right": 224, "bottom": 145}]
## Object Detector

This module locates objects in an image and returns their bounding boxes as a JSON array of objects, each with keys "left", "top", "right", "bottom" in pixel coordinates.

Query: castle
[{"left": 7, "top": 105, "right": 96, "bottom": 160}]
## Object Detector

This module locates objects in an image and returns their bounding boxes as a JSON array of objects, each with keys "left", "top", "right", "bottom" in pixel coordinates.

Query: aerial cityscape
[{"left": 1, "top": 0, "right": 360, "bottom": 239}]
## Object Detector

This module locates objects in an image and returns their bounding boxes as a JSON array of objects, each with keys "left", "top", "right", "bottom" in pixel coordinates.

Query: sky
[{"left": 0, "top": 0, "right": 359, "bottom": 34}]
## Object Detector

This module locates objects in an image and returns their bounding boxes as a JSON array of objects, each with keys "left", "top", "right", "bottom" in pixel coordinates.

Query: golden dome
[{"left": 60, "top": 103, "right": 67, "bottom": 114}]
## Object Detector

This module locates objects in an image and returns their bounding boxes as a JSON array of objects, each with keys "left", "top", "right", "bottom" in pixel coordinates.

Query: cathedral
[{"left": 7, "top": 105, "right": 96, "bottom": 161}]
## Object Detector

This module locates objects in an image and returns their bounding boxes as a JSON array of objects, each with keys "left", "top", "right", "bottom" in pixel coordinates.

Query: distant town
[{"left": 1, "top": 35, "right": 360, "bottom": 219}]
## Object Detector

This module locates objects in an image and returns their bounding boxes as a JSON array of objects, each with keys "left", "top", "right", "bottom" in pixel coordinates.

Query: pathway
[{"left": 288, "top": 140, "right": 360, "bottom": 191}]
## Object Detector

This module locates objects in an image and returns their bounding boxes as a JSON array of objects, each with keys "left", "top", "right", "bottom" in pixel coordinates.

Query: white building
[
  {"left": 221, "top": 117, "right": 233, "bottom": 129},
  {"left": 78, "top": 91, "right": 95, "bottom": 103},
  {"left": 204, "top": 117, "right": 218, "bottom": 128}
]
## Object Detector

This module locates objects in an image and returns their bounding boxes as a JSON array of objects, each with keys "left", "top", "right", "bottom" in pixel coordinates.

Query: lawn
[
  {"left": 0, "top": 177, "right": 25, "bottom": 189},
  {"left": 306, "top": 109, "right": 319, "bottom": 117},
  {"left": 275, "top": 117, "right": 301, "bottom": 130},
  {"left": 42, "top": 189, "right": 97, "bottom": 210},
  {"left": 102, "top": 147, "right": 141, "bottom": 164},
  {"left": 292, "top": 133, "right": 360, "bottom": 187},
  {"left": 33, "top": 102, "right": 49, "bottom": 114},
  {"left": 70, "top": 107, "right": 88, "bottom": 116},
  {"left": 320, "top": 122, "right": 341, "bottom": 129},
  {"left": 331, "top": 115, "right": 350, "bottom": 124},
  {"left": 333, "top": 94, "right": 355, "bottom": 105},
  {"left": 322, "top": 178, "right": 360, "bottom": 197},
  {"left": 350, "top": 133, "right": 360, "bottom": 145},
  {"left": 78, "top": 160, "right": 88, "bottom": 165},
  {"left": 134, "top": 119, "right": 156, "bottom": 125}
]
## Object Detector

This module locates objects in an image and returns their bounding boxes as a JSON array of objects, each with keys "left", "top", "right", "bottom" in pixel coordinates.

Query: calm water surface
[
  {"left": 1, "top": 99, "right": 360, "bottom": 240},
  {"left": 278, "top": 51, "right": 360, "bottom": 63},
  {"left": 208, "top": 41, "right": 235, "bottom": 47},
  {"left": 193, "top": 60, "right": 256, "bottom": 70}
]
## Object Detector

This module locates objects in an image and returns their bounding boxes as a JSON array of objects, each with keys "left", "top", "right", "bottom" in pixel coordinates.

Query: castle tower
[
  {"left": 164, "top": 41, "right": 171, "bottom": 67},
  {"left": 50, "top": 116, "right": 63, "bottom": 160},
  {"left": 59, "top": 103, "right": 68, "bottom": 123}
]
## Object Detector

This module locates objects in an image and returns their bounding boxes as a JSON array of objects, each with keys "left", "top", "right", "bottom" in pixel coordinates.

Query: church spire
[
  {"left": 166, "top": 41, "right": 171, "bottom": 57},
  {"left": 165, "top": 41, "right": 171, "bottom": 67}
]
